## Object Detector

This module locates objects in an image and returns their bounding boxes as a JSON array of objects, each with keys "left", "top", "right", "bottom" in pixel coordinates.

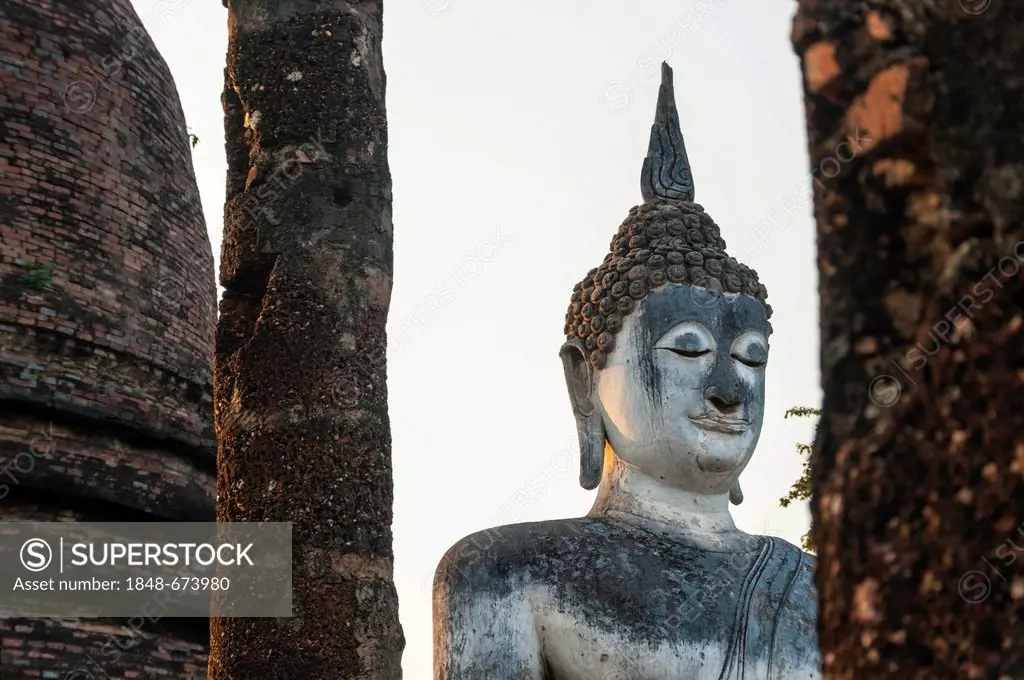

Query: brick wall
[
  {"left": 0, "top": 0, "right": 216, "bottom": 447},
  {"left": 0, "top": 504, "right": 210, "bottom": 680},
  {"left": 0, "top": 0, "right": 216, "bottom": 677}
]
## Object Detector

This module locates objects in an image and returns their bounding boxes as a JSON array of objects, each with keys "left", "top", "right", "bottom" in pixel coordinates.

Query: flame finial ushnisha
[{"left": 641, "top": 62, "right": 696, "bottom": 203}]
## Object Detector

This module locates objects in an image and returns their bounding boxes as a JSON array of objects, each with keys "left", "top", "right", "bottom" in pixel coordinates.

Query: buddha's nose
[{"left": 705, "top": 385, "right": 741, "bottom": 416}]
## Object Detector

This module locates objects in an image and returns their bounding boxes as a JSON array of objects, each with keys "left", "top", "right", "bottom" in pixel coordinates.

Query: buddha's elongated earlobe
[
  {"left": 576, "top": 403, "right": 605, "bottom": 490},
  {"left": 559, "top": 341, "right": 605, "bottom": 490},
  {"left": 729, "top": 480, "right": 744, "bottom": 505}
]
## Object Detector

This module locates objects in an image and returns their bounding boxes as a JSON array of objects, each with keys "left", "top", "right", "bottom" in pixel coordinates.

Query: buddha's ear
[
  {"left": 729, "top": 479, "right": 744, "bottom": 505},
  {"left": 559, "top": 340, "right": 605, "bottom": 490}
]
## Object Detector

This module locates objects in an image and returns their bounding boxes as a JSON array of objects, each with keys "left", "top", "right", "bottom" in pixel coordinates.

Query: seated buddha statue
[{"left": 432, "top": 62, "right": 820, "bottom": 680}]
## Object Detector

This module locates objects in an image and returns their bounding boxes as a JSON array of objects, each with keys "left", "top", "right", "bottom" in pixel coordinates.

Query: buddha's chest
[
  {"left": 522, "top": 541, "right": 816, "bottom": 679},
  {"left": 532, "top": 569, "right": 749, "bottom": 679},
  {"left": 532, "top": 544, "right": 759, "bottom": 641}
]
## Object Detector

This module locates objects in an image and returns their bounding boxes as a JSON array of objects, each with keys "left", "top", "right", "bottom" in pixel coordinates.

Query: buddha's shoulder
[
  {"left": 434, "top": 517, "right": 616, "bottom": 590},
  {"left": 763, "top": 537, "right": 818, "bottom": 628},
  {"left": 762, "top": 538, "right": 821, "bottom": 665},
  {"left": 771, "top": 537, "right": 816, "bottom": 589},
  {"left": 768, "top": 536, "right": 816, "bottom": 570}
]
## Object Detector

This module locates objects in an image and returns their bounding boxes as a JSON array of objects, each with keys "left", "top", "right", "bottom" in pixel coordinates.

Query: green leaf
[
  {"left": 784, "top": 406, "right": 821, "bottom": 419},
  {"left": 15, "top": 261, "right": 54, "bottom": 291}
]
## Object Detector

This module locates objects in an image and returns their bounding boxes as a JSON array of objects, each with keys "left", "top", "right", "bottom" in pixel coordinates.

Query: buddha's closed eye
[
  {"left": 663, "top": 346, "right": 710, "bottom": 359},
  {"left": 657, "top": 329, "right": 712, "bottom": 359},
  {"left": 732, "top": 352, "right": 766, "bottom": 368},
  {"left": 732, "top": 335, "right": 768, "bottom": 368}
]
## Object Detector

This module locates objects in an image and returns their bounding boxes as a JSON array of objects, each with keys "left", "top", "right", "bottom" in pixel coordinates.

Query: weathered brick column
[
  {"left": 210, "top": 1, "right": 403, "bottom": 679},
  {"left": 794, "top": 1, "right": 1024, "bottom": 677},
  {"left": 1, "top": 0, "right": 216, "bottom": 677}
]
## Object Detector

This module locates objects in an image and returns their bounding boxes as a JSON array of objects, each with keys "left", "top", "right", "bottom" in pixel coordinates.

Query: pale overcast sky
[{"left": 133, "top": 0, "right": 821, "bottom": 675}]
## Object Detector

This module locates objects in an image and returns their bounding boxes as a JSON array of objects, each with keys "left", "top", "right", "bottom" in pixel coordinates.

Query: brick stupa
[{"left": 0, "top": 0, "right": 215, "bottom": 677}]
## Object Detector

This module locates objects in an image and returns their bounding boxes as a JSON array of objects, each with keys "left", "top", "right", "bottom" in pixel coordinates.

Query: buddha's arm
[{"left": 433, "top": 542, "right": 545, "bottom": 679}]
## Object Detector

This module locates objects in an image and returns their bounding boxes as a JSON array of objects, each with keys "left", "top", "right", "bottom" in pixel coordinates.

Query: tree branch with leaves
[{"left": 779, "top": 406, "right": 819, "bottom": 552}]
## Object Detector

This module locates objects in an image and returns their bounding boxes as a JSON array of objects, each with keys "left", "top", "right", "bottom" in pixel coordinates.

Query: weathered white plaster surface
[{"left": 434, "top": 299, "right": 821, "bottom": 679}]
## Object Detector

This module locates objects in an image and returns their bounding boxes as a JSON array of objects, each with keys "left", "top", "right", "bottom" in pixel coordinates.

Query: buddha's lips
[{"left": 688, "top": 413, "right": 749, "bottom": 434}]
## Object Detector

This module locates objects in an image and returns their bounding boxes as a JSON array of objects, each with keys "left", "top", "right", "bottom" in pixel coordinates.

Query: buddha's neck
[{"left": 589, "top": 448, "right": 757, "bottom": 552}]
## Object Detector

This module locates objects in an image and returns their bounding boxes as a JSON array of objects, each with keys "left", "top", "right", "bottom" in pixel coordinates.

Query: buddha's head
[{"left": 561, "top": 63, "right": 772, "bottom": 501}]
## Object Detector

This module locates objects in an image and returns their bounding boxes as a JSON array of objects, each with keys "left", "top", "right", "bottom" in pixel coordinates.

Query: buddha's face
[{"left": 594, "top": 283, "right": 768, "bottom": 496}]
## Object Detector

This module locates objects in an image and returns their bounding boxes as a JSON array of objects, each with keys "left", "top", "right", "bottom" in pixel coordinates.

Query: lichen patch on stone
[
  {"left": 805, "top": 41, "right": 840, "bottom": 94},
  {"left": 866, "top": 11, "right": 892, "bottom": 41},
  {"left": 845, "top": 62, "right": 922, "bottom": 153}
]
